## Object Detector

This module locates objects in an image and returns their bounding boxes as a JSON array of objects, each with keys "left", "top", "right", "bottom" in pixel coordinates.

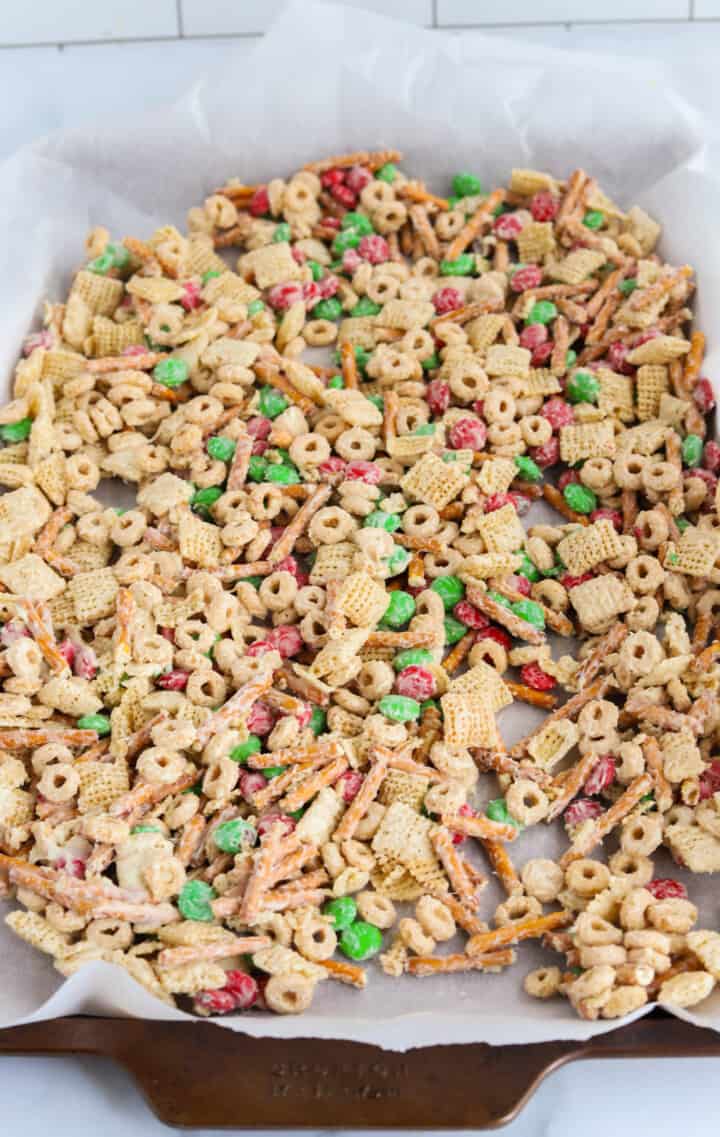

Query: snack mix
[{"left": 1, "top": 150, "right": 720, "bottom": 1022}]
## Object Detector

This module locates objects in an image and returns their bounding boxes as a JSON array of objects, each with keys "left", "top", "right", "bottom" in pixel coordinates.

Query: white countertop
[{"left": 2, "top": 16, "right": 720, "bottom": 1136}]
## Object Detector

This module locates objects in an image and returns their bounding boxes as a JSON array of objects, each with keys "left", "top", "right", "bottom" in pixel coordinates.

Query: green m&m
[
  {"left": 514, "top": 454, "right": 542, "bottom": 483},
  {"left": 444, "top": 615, "right": 467, "bottom": 644},
  {"left": 563, "top": 483, "right": 597, "bottom": 515},
  {"left": 309, "top": 707, "right": 327, "bottom": 736},
  {"left": 272, "top": 222, "right": 291, "bottom": 243},
  {"left": 265, "top": 463, "right": 301, "bottom": 485},
  {"left": 452, "top": 172, "right": 483, "bottom": 198},
  {"left": 526, "top": 300, "right": 557, "bottom": 325},
  {"left": 364, "top": 510, "right": 401, "bottom": 532},
  {"left": 351, "top": 297, "right": 382, "bottom": 318},
  {"left": 440, "top": 254, "right": 475, "bottom": 276},
  {"left": 486, "top": 797, "right": 522, "bottom": 830},
  {"left": 247, "top": 299, "right": 265, "bottom": 316},
  {"left": 230, "top": 735, "right": 262, "bottom": 763},
  {"left": 342, "top": 211, "right": 374, "bottom": 235},
  {"left": 582, "top": 210, "right": 604, "bottom": 230},
  {"left": 431, "top": 575, "right": 465, "bottom": 611},
  {"left": 153, "top": 358, "right": 189, "bottom": 388},
  {"left": 77, "top": 714, "right": 111, "bottom": 735},
  {"left": 0, "top": 418, "right": 32, "bottom": 442},
  {"left": 382, "top": 591, "right": 416, "bottom": 628},
  {"left": 324, "top": 896, "right": 357, "bottom": 931},
  {"left": 567, "top": 371, "right": 600, "bottom": 404},
  {"left": 393, "top": 647, "right": 434, "bottom": 671},
  {"left": 682, "top": 434, "right": 703, "bottom": 468},
  {"left": 375, "top": 163, "right": 398, "bottom": 183},
  {"left": 207, "top": 435, "right": 237, "bottom": 462},
  {"left": 259, "top": 385, "right": 288, "bottom": 419},
  {"left": 385, "top": 546, "right": 411, "bottom": 575},
  {"left": 312, "top": 297, "right": 343, "bottom": 321},
  {"left": 248, "top": 455, "right": 268, "bottom": 482},
  {"left": 511, "top": 598, "right": 545, "bottom": 630},
  {"left": 339, "top": 920, "right": 383, "bottom": 961},
  {"left": 214, "top": 818, "right": 257, "bottom": 854},
  {"left": 378, "top": 694, "right": 421, "bottom": 723},
  {"left": 191, "top": 486, "right": 223, "bottom": 511},
  {"left": 178, "top": 879, "right": 216, "bottom": 922}
]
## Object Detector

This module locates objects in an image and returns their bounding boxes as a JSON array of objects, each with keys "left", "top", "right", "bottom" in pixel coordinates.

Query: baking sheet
[{"left": 1, "top": 0, "right": 720, "bottom": 1049}]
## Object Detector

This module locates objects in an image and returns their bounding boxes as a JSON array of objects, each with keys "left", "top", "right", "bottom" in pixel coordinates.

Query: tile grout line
[
  {"left": 432, "top": 0, "right": 438, "bottom": 29},
  {"left": 176, "top": 0, "right": 184, "bottom": 37}
]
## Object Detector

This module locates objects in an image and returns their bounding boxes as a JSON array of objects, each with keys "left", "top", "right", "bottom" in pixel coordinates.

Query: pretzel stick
[
  {"left": 263, "top": 687, "right": 308, "bottom": 719},
  {"left": 280, "top": 664, "right": 331, "bottom": 706},
  {"left": 473, "top": 749, "right": 552, "bottom": 788},
  {"left": 0, "top": 728, "right": 97, "bottom": 750},
  {"left": 279, "top": 754, "right": 348, "bottom": 813},
  {"left": 340, "top": 341, "right": 360, "bottom": 390},
  {"left": 225, "top": 429, "right": 254, "bottom": 491},
  {"left": 429, "top": 301, "right": 499, "bottom": 332},
  {"left": 399, "top": 181, "right": 450, "bottom": 211},
  {"left": 542, "top": 483, "right": 590, "bottom": 526},
  {"left": 574, "top": 623, "right": 628, "bottom": 689},
  {"left": 239, "top": 823, "right": 285, "bottom": 924},
  {"left": 510, "top": 677, "right": 611, "bottom": 758},
  {"left": 175, "top": 814, "right": 207, "bottom": 867},
  {"left": 550, "top": 316, "right": 570, "bottom": 374},
  {"left": 113, "top": 588, "right": 136, "bottom": 666},
  {"left": 252, "top": 760, "right": 319, "bottom": 811},
  {"left": 692, "top": 613, "right": 712, "bottom": 656},
  {"left": 36, "top": 507, "right": 72, "bottom": 556},
  {"left": 303, "top": 150, "right": 402, "bottom": 174},
  {"left": 86, "top": 351, "right": 165, "bottom": 373},
  {"left": 559, "top": 774, "right": 653, "bottom": 867},
  {"left": 691, "top": 640, "right": 720, "bottom": 675},
  {"left": 414, "top": 703, "right": 442, "bottom": 763},
  {"left": 124, "top": 712, "right": 168, "bottom": 762},
  {"left": 584, "top": 266, "right": 625, "bottom": 319},
  {"left": 442, "top": 630, "right": 475, "bottom": 674},
  {"left": 504, "top": 682, "right": 557, "bottom": 710},
  {"left": 629, "top": 264, "right": 693, "bottom": 310},
  {"left": 394, "top": 533, "right": 446, "bottom": 557},
  {"left": 546, "top": 750, "right": 602, "bottom": 822},
  {"left": 195, "top": 666, "right": 273, "bottom": 747},
  {"left": 465, "top": 585, "right": 545, "bottom": 645},
  {"left": 110, "top": 771, "right": 197, "bottom": 822},
  {"left": 270, "top": 845, "right": 320, "bottom": 887},
  {"left": 409, "top": 203, "right": 440, "bottom": 259},
  {"left": 423, "top": 888, "right": 486, "bottom": 935},
  {"left": 467, "top": 910, "right": 571, "bottom": 957},
  {"left": 157, "top": 936, "right": 271, "bottom": 970},
  {"left": 488, "top": 579, "right": 574, "bottom": 637},
  {"left": 318, "top": 958, "right": 368, "bottom": 988},
  {"left": 445, "top": 188, "right": 505, "bottom": 260},
  {"left": 664, "top": 428, "right": 685, "bottom": 516},
  {"left": 556, "top": 169, "right": 587, "bottom": 228},
  {"left": 642, "top": 736, "right": 673, "bottom": 813},
  {"left": 387, "top": 752, "right": 447, "bottom": 783},
  {"left": 408, "top": 949, "right": 516, "bottom": 976},
  {"left": 431, "top": 827, "right": 483, "bottom": 904},
  {"left": 261, "top": 886, "right": 331, "bottom": 912},
  {"left": 333, "top": 748, "right": 391, "bottom": 843},
  {"left": 407, "top": 553, "right": 426, "bottom": 590},
  {"left": 16, "top": 600, "right": 68, "bottom": 676},
  {"left": 268, "top": 483, "right": 332, "bottom": 565},
  {"left": 383, "top": 389, "right": 399, "bottom": 448},
  {"left": 442, "top": 811, "right": 518, "bottom": 844},
  {"left": 481, "top": 838, "right": 522, "bottom": 895},
  {"left": 680, "top": 329, "right": 705, "bottom": 396},
  {"left": 247, "top": 738, "right": 343, "bottom": 770},
  {"left": 365, "top": 629, "right": 438, "bottom": 649}
]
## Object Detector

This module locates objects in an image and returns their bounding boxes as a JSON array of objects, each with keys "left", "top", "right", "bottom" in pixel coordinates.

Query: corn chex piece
[
  {"left": 627, "top": 335, "right": 690, "bottom": 366},
  {"left": 160, "top": 961, "right": 227, "bottom": 995},
  {"left": 658, "top": 393, "right": 690, "bottom": 427},
  {"left": 323, "top": 388, "right": 383, "bottom": 429},
  {"left": 567, "top": 575, "right": 635, "bottom": 633},
  {"left": 337, "top": 571, "right": 389, "bottom": 627},
  {"left": 5, "top": 910, "right": 68, "bottom": 958},
  {"left": 376, "top": 299, "right": 434, "bottom": 330},
  {"left": 0, "top": 787, "right": 34, "bottom": 826},
  {"left": 126, "top": 275, "right": 185, "bottom": 304},
  {"left": 549, "top": 249, "right": 605, "bottom": 285},
  {"left": 0, "top": 486, "right": 51, "bottom": 540},
  {"left": 664, "top": 825, "right": 720, "bottom": 874},
  {"left": 69, "top": 567, "right": 119, "bottom": 624},
  {"left": 203, "top": 270, "right": 260, "bottom": 307},
  {"left": 71, "top": 270, "right": 124, "bottom": 316},
  {"left": 449, "top": 661, "right": 512, "bottom": 712},
  {"left": 527, "top": 719, "right": 579, "bottom": 770},
  {"left": 387, "top": 434, "right": 435, "bottom": 463},
  {"left": 478, "top": 457, "right": 517, "bottom": 496},
  {"left": 556, "top": 519, "right": 623, "bottom": 576},
  {"left": 475, "top": 502, "right": 525, "bottom": 553},
  {"left": 310, "top": 542, "right": 356, "bottom": 585},
  {"left": 34, "top": 453, "right": 68, "bottom": 505},
  {"left": 178, "top": 511, "right": 222, "bottom": 569},
  {"left": 509, "top": 169, "right": 559, "bottom": 197},
  {"left": 459, "top": 552, "right": 522, "bottom": 581},
  {"left": 202, "top": 337, "right": 260, "bottom": 370},
  {"left": 465, "top": 314, "right": 506, "bottom": 352},
  {"left": 663, "top": 527, "right": 720, "bottom": 577},
  {"left": 401, "top": 451, "right": 468, "bottom": 511},
  {"left": 636, "top": 364, "right": 669, "bottom": 421},
  {"left": 242, "top": 242, "right": 302, "bottom": 289},
  {"left": 371, "top": 863, "right": 424, "bottom": 901},
  {"left": 615, "top": 419, "right": 669, "bottom": 456},
  {"left": 153, "top": 592, "right": 205, "bottom": 629},
  {"left": 186, "top": 234, "right": 227, "bottom": 276},
  {"left": 337, "top": 316, "right": 378, "bottom": 349},
  {"left": 596, "top": 369, "right": 634, "bottom": 422},
  {"left": 310, "top": 628, "right": 369, "bottom": 683},
  {"left": 0, "top": 554, "right": 65, "bottom": 601},
  {"left": 661, "top": 731, "right": 703, "bottom": 783},
  {"left": 516, "top": 221, "right": 556, "bottom": 264},
  {"left": 47, "top": 591, "right": 76, "bottom": 629},
  {"left": 39, "top": 676, "right": 102, "bottom": 717},
  {"left": 625, "top": 206, "right": 661, "bottom": 255},
  {"left": 559, "top": 420, "right": 616, "bottom": 463},
  {"left": 86, "top": 317, "right": 144, "bottom": 358},
  {"left": 372, "top": 801, "right": 438, "bottom": 873},
  {"left": 441, "top": 690, "right": 500, "bottom": 749},
  {"left": 77, "top": 761, "right": 130, "bottom": 814},
  {"left": 252, "top": 944, "right": 326, "bottom": 983},
  {"left": 523, "top": 369, "right": 562, "bottom": 397},
  {"left": 484, "top": 345, "right": 531, "bottom": 377},
  {"left": 41, "top": 350, "right": 86, "bottom": 384},
  {"left": 378, "top": 769, "right": 429, "bottom": 811}
]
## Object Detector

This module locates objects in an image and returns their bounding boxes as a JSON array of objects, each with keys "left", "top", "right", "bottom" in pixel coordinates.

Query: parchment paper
[{"left": 1, "top": 0, "right": 720, "bottom": 1049}]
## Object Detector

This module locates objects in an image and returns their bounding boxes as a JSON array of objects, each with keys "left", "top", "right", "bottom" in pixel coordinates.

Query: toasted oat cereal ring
[
  {"left": 524, "top": 966, "right": 562, "bottom": 999},
  {"left": 264, "top": 973, "right": 317, "bottom": 1015},
  {"left": 564, "top": 858, "right": 610, "bottom": 898}
]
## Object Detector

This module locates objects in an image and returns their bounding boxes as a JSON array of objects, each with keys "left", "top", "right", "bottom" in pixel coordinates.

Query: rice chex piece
[
  {"left": 475, "top": 502, "right": 525, "bottom": 554},
  {"left": 664, "top": 825, "right": 720, "bottom": 874},
  {"left": 0, "top": 486, "right": 51, "bottom": 540},
  {"left": 568, "top": 575, "right": 635, "bottom": 633},
  {"left": 372, "top": 801, "right": 438, "bottom": 873},
  {"left": 401, "top": 452, "right": 468, "bottom": 511},
  {"left": 242, "top": 242, "right": 302, "bottom": 289},
  {"left": 0, "top": 554, "right": 65, "bottom": 601},
  {"left": 41, "top": 350, "right": 86, "bottom": 384},
  {"left": 484, "top": 345, "right": 531, "bottom": 377},
  {"left": 478, "top": 457, "right": 517, "bottom": 496},
  {"left": 71, "top": 270, "right": 124, "bottom": 316},
  {"left": 441, "top": 690, "right": 500, "bottom": 749},
  {"left": 376, "top": 299, "right": 434, "bottom": 330},
  {"left": 69, "top": 568, "right": 119, "bottom": 624},
  {"left": 449, "top": 661, "right": 512, "bottom": 712},
  {"left": 523, "top": 369, "right": 562, "bottom": 397},
  {"left": 527, "top": 719, "right": 579, "bottom": 770},
  {"left": 509, "top": 169, "right": 559, "bottom": 197},
  {"left": 178, "top": 512, "right": 222, "bottom": 569},
  {"left": 337, "top": 571, "right": 389, "bottom": 627},
  {"left": 77, "top": 761, "right": 130, "bottom": 814},
  {"left": 549, "top": 249, "right": 605, "bottom": 285},
  {"left": 636, "top": 364, "right": 669, "bottom": 421},
  {"left": 310, "top": 542, "right": 355, "bottom": 585},
  {"left": 465, "top": 314, "right": 506, "bottom": 352},
  {"left": 559, "top": 420, "right": 616, "bottom": 463},
  {"left": 556, "top": 519, "right": 623, "bottom": 576},
  {"left": 516, "top": 221, "right": 556, "bottom": 264},
  {"left": 596, "top": 369, "right": 634, "bottom": 422},
  {"left": 664, "top": 527, "right": 720, "bottom": 578},
  {"left": 5, "top": 910, "right": 68, "bottom": 958},
  {"left": 87, "top": 317, "right": 144, "bottom": 357},
  {"left": 126, "top": 275, "right": 185, "bottom": 304},
  {"left": 627, "top": 335, "right": 690, "bottom": 366}
]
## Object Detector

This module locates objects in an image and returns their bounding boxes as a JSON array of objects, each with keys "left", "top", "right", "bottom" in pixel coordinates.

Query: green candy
[
  {"left": 582, "top": 210, "right": 604, "bottom": 230},
  {"left": 444, "top": 615, "right": 467, "bottom": 645},
  {"left": 266, "top": 463, "right": 301, "bottom": 485},
  {"left": 106, "top": 242, "right": 130, "bottom": 269},
  {"left": 618, "top": 278, "right": 637, "bottom": 296},
  {"left": 382, "top": 590, "right": 416, "bottom": 628},
  {"left": 563, "top": 482, "right": 597, "bottom": 515},
  {"left": 431, "top": 575, "right": 465, "bottom": 611},
  {"left": 676, "top": 517, "right": 691, "bottom": 533},
  {"left": 87, "top": 250, "right": 115, "bottom": 275},
  {"left": 439, "top": 254, "right": 475, "bottom": 277},
  {"left": 263, "top": 766, "right": 287, "bottom": 780},
  {"left": 526, "top": 300, "right": 557, "bottom": 325},
  {"left": 247, "top": 299, "right": 265, "bottom": 316},
  {"left": 202, "top": 270, "right": 221, "bottom": 285},
  {"left": 342, "top": 211, "right": 374, "bottom": 235},
  {"left": 367, "top": 394, "right": 384, "bottom": 413},
  {"left": 178, "top": 879, "right": 216, "bottom": 922},
  {"left": 333, "top": 228, "right": 362, "bottom": 254},
  {"left": 191, "top": 486, "right": 223, "bottom": 510},
  {"left": 682, "top": 434, "right": 703, "bottom": 468},
  {"left": 351, "top": 297, "right": 382, "bottom": 317},
  {"left": 393, "top": 647, "right": 434, "bottom": 671},
  {"left": 259, "top": 385, "right": 288, "bottom": 419},
  {"left": 511, "top": 598, "right": 545, "bottom": 630},
  {"left": 364, "top": 510, "right": 401, "bottom": 532},
  {"left": 214, "top": 818, "right": 256, "bottom": 854},
  {"left": 385, "top": 546, "right": 410, "bottom": 575},
  {"left": 565, "top": 349, "right": 577, "bottom": 368},
  {"left": 486, "top": 797, "right": 522, "bottom": 830},
  {"left": 131, "top": 824, "right": 162, "bottom": 834},
  {"left": 516, "top": 551, "right": 540, "bottom": 583},
  {"left": 452, "top": 172, "right": 483, "bottom": 197},
  {"left": 229, "top": 735, "right": 262, "bottom": 764},
  {"left": 153, "top": 357, "right": 189, "bottom": 388},
  {"left": 487, "top": 591, "right": 512, "bottom": 609},
  {"left": 339, "top": 920, "right": 383, "bottom": 961},
  {"left": 323, "top": 895, "right": 357, "bottom": 931},
  {"left": 378, "top": 694, "right": 421, "bottom": 723},
  {"left": 247, "top": 455, "right": 268, "bottom": 482},
  {"left": 375, "top": 163, "right": 398, "bottom": 184},
  {"left": 0, "top": 417, "right": 32, "bottom": 442},
  {"left": 567, "top": 370, "right": 600, "bottom": 404},
  {"left": 422, "top": 352, "right": 440, "bottom": 371},
  {"left": 272, "top": 222, "right": 291, "bottom": 243},
  {"left": 207, "top": 435, "right": 237, "bottom": 462},
  {"left": 327, "top": 375, "right": 344, "bottom": 389},
  {"left": 309, "top": 707, "right": 327, "bottom": 736},
  {"left": 514, "top": 454, "right": 541, "bottom": 483},
  {"left": 77, "top": 714, "right": 111, "bottom": 736},
  {"left": 413, "top": 423, "right": 436, "bottom": 436},
  {"left": 312, "top": 297, "right": 343, "bottom": 321},
  {"left": 307, "top": 260, "right": 324, "bottom": 281}
]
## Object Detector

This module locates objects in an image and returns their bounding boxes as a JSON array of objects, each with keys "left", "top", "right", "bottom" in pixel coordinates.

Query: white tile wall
[{"left": 1, "top": 0, "right": 716, "bottom": 46}]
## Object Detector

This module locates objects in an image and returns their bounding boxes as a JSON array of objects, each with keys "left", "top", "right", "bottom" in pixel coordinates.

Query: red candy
[
  {"left": 54, "top": 856, "right": 86, "bottom": 880},
  {"left": 396, "top": 665, "right": 436, "bottom": 701},
  {"left": 321, "top": 216, "right": 341, "bottom": 231},
  {"left": 493, "top": 212, "right": 523, "bottom": 239},
  {"left": 249, "top": 186, "right": 270, "bottom": 216},
  {"left": 257, "top": 810, "right": 296, "bottom": 837},
  {"left": 302, "top": 281, "right": 322, "bottom": 308},
  {"left": 0, "top": 621, "right": 30, "bottom": 647},
  {"left": 507, "top": 574, "right": 531, "bottom": 597},
  {"left": 699, "top": 759, "right": 720, "bottom": 800},
  {"left": 583, "top": 754, "right": 616, "bottom": 796},
  {"left": 266, "top": 282, "right": 305, "bottom": 311},
  {"left": 453, "top": 600, "right": 489, "bottom": 630},
  {"left": 449, "top": 417, "right": 487, "bottom": 450},
  {"left": 511, "top": 265, "right": 543, "bottom": 293},
  {"left": 426, "top": 379, "right": 451, "bottom": 416},
  {"left": 338, "top": 770, "right": 364, "bottom": 803},
  {"left": 519, "top": 662, "right": 555, "bottom": 691},
  {"left": 330, "top": 183, "right": 357, "bottom": 208},
  {"left": 432, "top": 286, "right": 463, "bottom": 315},
  {"left": 703, "top": 440, "right": 720, "bottom": 472},
  {"left": 180, "top": 280, "right": 202, "bottom": 311},
  {"left": 564, "top": 797, "right": 604, "bottom": 830},
  {"left": 358, "top": 234, "right": 390, "bottom": 264},
  {"left": 57, "top": 639, "right": 76, "bottom": 667},
  {"left": 531, "top": 341, "right": 554, "bottom": 367},
  {"left": 557, "top": 469, "right": 579, "bottom": 491},
  {"left": 530, "top": 438, "right": 560, "bottom": 468},
  {"left": 318, "top": 456, "right": 347, "bottom": 477},
  {"left": 246, "top": 415, "right": 272, "bottom": 439},
  {"left": 476, "top": 626, "right": 512, "bottom": 651},
  {"left": 239, "top": 771, "right": 269, "bottom": 802},
  {"left": 273, "top": 555, "right": 301, "bottom": 579},
  {"left": 693, "top": 377, "right": 715, "bottom": 414},
  {"left": 542, "top": 397, "right": 574, "bottom": 429},
  {"left": 645, "top": 879, "right": 688, "bottom": 901},
  {"left": 484, "top": 492, "right": 517, "bottom": 513},
  {"left": 266, "top": 624, "right": 303, "bottom": 659},
  {"left": 590, "top": 507, "right": 623, "bottom": 531},
  {"left": 22, "top": 329, "right": 54, "bottom": 356},
  {"left": 607, "top": 341, "right": 633, "bottom": 375},
  {"left": 530, "top": 191, "right": 559, "bottom": 222},
  {"left": 560, "top": 572, "right": 594, "bottom": 589},
  {"left": 318, "top": 273, "right": 340, "bottom": 299},
  {"left": 222, "top": 970, "right": 260, "bottom": 1009},
  {"left": 73, "top": 644, "right": 98, "bottom": 680},
  {"left": 320, "top": 168, "right": 345, "bottom": 188},
  {"left": 195, "top": 988, "right": 237, "bottom": 1016},
  {"left": 252, "top": 439, "right": 268, "bottom": 456},
  {"left": 450, "top": 803, "right": 476, "bottom": 846},
  {"left": 342, "top": 248, "right": 363, "bottom": 273},
  {"left": 519, "top": 323, "right": 548, "bottom": 351},
  {"left": 345, "top": 460, "right": 382, "bottom": 484},
  {"left": 247, "top": 640, "right": 275, "bottom": 658},
  {"left": 246, "top": 701, "right": 275, "bottom": 735},
  {"left": 156, "top": 669, "right": 190, "bottom": 691},
  {"left": 294, "top": 702, "right": 313, "bottom": 729},
  {"left": 345, "top": 165, "right": 373, "bottom": 193}
]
